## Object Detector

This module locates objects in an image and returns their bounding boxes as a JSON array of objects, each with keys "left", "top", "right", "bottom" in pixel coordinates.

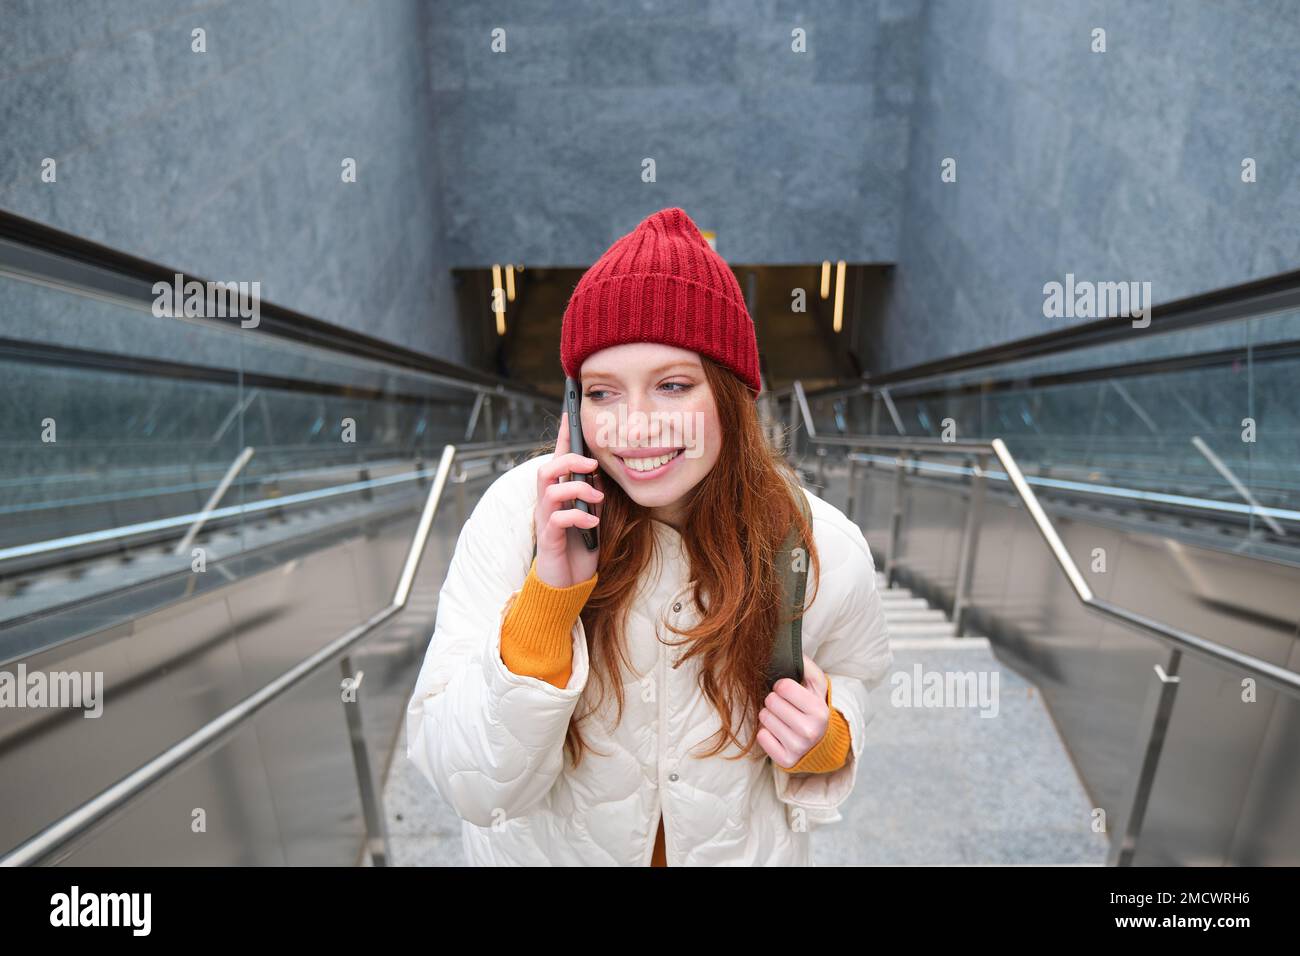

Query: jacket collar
[
  {"left": 651, "top": 517, "right": 683, "bottom": 552},
  {"left": 649, "top": 519, "right": 692, "bottom": 594}
]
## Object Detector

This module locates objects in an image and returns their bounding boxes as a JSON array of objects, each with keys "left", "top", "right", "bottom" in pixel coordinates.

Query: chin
[{"left": 619, "top": 483, "right": 687, "bottom": 509}]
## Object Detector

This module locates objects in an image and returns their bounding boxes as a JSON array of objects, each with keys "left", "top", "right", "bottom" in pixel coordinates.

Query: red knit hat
[{"left": 560, "top": 207, "right": 761, "bottom": 396}]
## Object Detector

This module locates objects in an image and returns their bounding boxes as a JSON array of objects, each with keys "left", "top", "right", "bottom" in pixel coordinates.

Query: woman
[{"left": 405, "top": 207, "right": 892, "bottom": 865}]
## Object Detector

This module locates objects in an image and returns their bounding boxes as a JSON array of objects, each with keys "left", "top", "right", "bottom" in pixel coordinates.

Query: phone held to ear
[{"left": 565, "top": 376, "right": 600, "bottom": 552}]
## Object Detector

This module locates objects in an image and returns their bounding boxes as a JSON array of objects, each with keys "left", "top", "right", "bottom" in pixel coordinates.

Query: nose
[{"left": 623, "top": 390, "right": 659, "bottom": 446}]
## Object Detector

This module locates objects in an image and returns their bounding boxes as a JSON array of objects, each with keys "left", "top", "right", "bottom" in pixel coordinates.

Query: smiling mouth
[{"left": 616, "top": 449, "right": 684, "bottom": 473}]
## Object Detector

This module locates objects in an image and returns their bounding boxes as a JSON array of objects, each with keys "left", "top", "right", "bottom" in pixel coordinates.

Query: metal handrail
[
  {"left": 766, "top": 379, "right": 869, "bottom": 402},
  {"left": 839, "top": 445, "right": 1300, "bottom": 524},
  {"left": 775, "top": 374, "right": 1299, "bottom": 521},
  {"left": 0, "top": 232, "right": 553, "bottom": 410},
  {"left": 794, "top": 431, "right": 1300, "bottom": 700},
  {"left": 791, "top": 400, "right": 1300, "bottom": 521},
  {"left": 0, "top": 440, "right": 542, "bottom": 564},
  {"left": 0, "top": 463, "right": 435, "bottom": 563},
  {"left": 783, "top": 381, "right": 1300, "bottom": 866},
  {"left": 0, "top": 438, "right": 537, "bottom": 867}
]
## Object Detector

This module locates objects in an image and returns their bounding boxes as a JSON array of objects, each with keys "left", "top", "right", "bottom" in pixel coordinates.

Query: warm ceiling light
[
  {"left": 505, "top": 263, "right": 516, "bottom": 302},
  {"left": 820, "top": 261, "right": 831, "bottom": 299},
  {"left": 833, "top": 260, "right": 846, "bottom": 332},
  {"left": 491, "top": 264, "right": 505, "bottom": 336}
]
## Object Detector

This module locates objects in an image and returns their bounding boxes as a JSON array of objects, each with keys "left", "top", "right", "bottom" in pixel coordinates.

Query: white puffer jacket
[{"left": 405, "top": 452, "right": 893, "bottom": 865}]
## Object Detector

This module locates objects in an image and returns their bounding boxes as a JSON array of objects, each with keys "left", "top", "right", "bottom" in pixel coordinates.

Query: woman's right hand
[{"left": 533, "top": 410, "right": 603, "bottom": 588}]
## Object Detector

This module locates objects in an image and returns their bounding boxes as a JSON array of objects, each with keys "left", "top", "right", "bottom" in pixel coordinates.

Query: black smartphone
[{"left": 564, "top": 376, "right": 599, "bottom": 551}]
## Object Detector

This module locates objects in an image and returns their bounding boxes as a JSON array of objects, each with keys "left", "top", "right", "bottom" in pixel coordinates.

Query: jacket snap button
[
  {"left": 672, "top": 602, "right": 682, "bottom": 613},
  {"left": 668, "top": 773, "right": 679, "bottom": 782}
]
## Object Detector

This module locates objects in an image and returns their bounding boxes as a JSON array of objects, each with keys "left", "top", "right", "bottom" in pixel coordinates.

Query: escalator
[{"left": 0, "top": 226, "right": 555, "bottom": 865}]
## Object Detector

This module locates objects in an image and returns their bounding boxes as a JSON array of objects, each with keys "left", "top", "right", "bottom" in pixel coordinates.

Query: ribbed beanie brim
[{"left": 560, "top": 207, "right": 761, "bottom": 396}]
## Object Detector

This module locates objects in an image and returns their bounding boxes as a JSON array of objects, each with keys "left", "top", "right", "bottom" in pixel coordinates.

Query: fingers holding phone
[{"left": 533, "top": 409, "right": 602, "bottom": 588}]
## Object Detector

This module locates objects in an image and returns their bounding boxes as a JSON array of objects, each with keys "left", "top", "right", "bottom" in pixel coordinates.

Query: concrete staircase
[
  {"left": 805, "top": 567, "right": 1109, "bottom": 865},
  {"left": 876, "top": 573, "right": 957, "bottom": 637}
]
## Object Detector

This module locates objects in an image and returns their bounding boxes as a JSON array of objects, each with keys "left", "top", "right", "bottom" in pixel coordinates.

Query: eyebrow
[{"left": 583, "top": 361, "right": 698, "bottom": 380}]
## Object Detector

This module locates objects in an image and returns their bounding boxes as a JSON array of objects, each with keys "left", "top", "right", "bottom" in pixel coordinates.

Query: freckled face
[{"left": 579, "top": 343, "right": 720, "bottom": 512}]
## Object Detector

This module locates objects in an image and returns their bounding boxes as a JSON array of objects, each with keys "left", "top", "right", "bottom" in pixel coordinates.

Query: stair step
[
  {"left": 880, "top": 588, "right": 914, "bottom": 600},
  {"left": 883, "top": 608, "right": 948, "bottom": 622},
  {"left": 888, "top": 636, "right": 989, "bottom": 650},
  {"left": 887, "top": 621, "right": 957, "bottom": 637},
  {"left": 880, "top": 597, "right": 928, "bottom": 610}
]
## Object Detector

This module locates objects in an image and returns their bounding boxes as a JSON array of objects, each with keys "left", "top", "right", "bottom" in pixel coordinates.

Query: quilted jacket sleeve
[
  {"left": 772, "top": 514, "right": 893, "bottom": 829},
  {"left": 404, "top": 460, "right": 590, "bottom": 828}
]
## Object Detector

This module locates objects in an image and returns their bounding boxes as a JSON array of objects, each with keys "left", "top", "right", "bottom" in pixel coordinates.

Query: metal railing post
[
  {"left": 860, "top": 456, "right": 875, "bottom": 531},
  {"left": 454, "top": 468, "right": 468, "bottom": 528},
  {"left": 845, "top": 455, "right": 860, "bottom": 522},
  {"left": 787, "top": 390, "right": 800, "bottom": 459},
  {"left": 884, "top": 454, "right": 908, "bottom": 587},
  {"left": 463, "top": 392, "right": 485, "bottom": 442},
  {"left": 951, "top": 453, "right": 987, "bottom": 636},
  {"left": 880, "top": 387, "right": 905, "bottom": 435},
  {"left": 174, "top": 446, "right": 255, "bottom": 556},
  {"left": 793, "top": 380, "right": 817, "bottom": 440},
  {"left": 1107, "top": 650, "right": 1183, "bottom": 866},
  {"left": 340, "top": 655, "right": 390, "bottom": 866}
]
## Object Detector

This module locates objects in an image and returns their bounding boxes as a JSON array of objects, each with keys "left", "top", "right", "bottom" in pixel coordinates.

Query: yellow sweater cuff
[
  {"left": 784, "top": 680, "right": 852, "bottom": 774},
  {"left": 499, "top": 558, "right": 597, "bottom": 689}
]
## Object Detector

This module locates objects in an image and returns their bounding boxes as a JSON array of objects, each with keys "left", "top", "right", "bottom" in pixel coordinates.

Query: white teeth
[{"left": 622, "top": 450, "right": 680, "bottom": 472}]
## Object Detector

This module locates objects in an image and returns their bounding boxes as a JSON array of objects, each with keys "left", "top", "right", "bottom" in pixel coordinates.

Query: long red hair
[{"left": 531, "top": 355, "right": 820, "bottom": 767}]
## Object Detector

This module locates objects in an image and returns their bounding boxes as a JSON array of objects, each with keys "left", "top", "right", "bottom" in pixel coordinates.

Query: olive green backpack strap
[{"left": 766, "top": 469, "right": 811, "bottom": 688}]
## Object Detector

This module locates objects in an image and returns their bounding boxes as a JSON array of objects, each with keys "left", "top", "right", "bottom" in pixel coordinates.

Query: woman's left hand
[{"left": 756, "top": 655, "right": 829, "bottom": 769}]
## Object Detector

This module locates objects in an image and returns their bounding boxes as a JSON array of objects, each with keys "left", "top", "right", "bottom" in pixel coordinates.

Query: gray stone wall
[
  {"left": 426, "top": 0, "right": 923, "bottom": 267},
  {"left": 0, "top": 0, "right": 459, "bottom": 361},
  {"left": 5, "top": 1, "right": 1293, "bottom": 377},
  {"left": 880, "top": 0, "right": 1300, "bottom": 373}
]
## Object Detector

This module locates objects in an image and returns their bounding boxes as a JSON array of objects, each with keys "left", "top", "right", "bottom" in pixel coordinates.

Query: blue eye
[{"left": 585, "top": 382, "right": 691, "bottom": 400}]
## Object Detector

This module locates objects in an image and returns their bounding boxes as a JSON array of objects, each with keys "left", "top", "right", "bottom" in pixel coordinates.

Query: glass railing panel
[
  {"left": 876, "top": 305, "right": 1300, "bottom": 557},
  {"left": 0, "top": 266, "right": 547, "bottom": 648}
]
